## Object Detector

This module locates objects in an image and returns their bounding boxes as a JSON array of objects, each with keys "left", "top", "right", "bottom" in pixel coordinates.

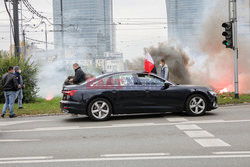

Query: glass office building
[
  {"left": 53, "top": 0, "right": 115, "bottom": 58},
  {"left": 165, "top": 0, "right": 208, "bottom": 47}
]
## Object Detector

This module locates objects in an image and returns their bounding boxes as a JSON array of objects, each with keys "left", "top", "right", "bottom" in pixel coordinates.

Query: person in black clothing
[
  {"left": 64, "top": 76, "right": 74, "bottom": 86},
  {"left": 14, "top": 66, "right": 25, "bottom": 109},
  {"left": 151, "top": 66, "right": 157, "bottom": 74},
  {"left": 1, "top": 66, "right": 20, "bottom": 118},
  {"left": 70, "top": 63, "right": 86, "bottom": 84}
]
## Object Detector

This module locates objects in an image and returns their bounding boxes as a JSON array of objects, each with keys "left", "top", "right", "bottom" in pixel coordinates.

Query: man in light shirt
[{"left": 159, "top": 59, "right": 169, "bottom": 81}]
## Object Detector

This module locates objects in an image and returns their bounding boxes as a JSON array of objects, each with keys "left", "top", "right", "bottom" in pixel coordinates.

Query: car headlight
[{"left": 208, "top": 90, "right": 217, "bottom": 97}]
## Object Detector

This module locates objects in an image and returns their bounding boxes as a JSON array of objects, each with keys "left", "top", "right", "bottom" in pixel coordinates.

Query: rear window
[{"left": 93, "top": 73, "right": 135, "bottom": 88}]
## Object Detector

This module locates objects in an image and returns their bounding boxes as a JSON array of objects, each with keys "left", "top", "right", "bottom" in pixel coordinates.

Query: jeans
[
  {"left": 16, "top": 89, "right": 23, "bottom": 108},
  {"left": 2, "top": 91, "right": 16, "bottom": 116}
]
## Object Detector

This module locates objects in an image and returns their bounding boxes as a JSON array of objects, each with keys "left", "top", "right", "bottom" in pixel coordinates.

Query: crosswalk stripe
[
  {"left": 184, "top": 130, "right": 214, "bottom": 138},
  {"left": 176, "top": 124, "right": 201, "bottom": 130},
  {"left": 194, "top": 138, "right": 231, "bottom": 147},
  {"left": 166, "top": 118, "right": 188, "bottom": 122}
]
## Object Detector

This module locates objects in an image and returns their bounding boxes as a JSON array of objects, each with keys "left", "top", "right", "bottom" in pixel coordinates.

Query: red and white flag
[{"left": 144, "top": 51, "right": 155, "bottom": 74}]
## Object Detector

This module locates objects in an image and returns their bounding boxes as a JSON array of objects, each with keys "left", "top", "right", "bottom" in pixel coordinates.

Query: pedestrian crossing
[
  {"left": 169, "top": 117, "right": 231, "bottom": 148},
  {"left": 0, "top": 116, "right": 233, "bottom": 148}
]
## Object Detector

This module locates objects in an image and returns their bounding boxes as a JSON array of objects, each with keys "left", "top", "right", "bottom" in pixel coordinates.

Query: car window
[
  {"left": 137, "top": 74, "right": 164, "bottom": 86},
  {"left": 111, "top": 74, "right": 135, "bottom": 86},
  {"left": 95, "top": 73, "right": 135, "bottom": 87}
]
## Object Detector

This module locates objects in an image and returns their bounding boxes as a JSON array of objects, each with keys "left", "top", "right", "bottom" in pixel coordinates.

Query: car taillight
[{"left": 62, "top": 90, "right": 77, "bottom": 96}]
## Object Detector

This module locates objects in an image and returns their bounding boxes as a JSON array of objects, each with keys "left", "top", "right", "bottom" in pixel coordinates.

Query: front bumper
[
  {"left": 60, "top": 100, "right": 87, "bottom": 115},
  {"left": 207, "top": 96, "right": 218, "bottom": 111}
]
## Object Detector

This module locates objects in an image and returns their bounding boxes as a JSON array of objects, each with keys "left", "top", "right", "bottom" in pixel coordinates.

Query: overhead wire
[
  {"left": 3, "top": 0, "right": 14, "bottom": 41},
  {"left": 22, "top": 0, "right": 53, "bottom": 25}
]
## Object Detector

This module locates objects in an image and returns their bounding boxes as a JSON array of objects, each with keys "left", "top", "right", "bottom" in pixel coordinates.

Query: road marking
[
  {"left": 0, "top": 156, "right": 53, "bottom": 161},
  {"left": 2, "top": 119, "right": 250, "bottom": 133},
  {"left": 194, "top": 138, "right": 231, "bottom": 147},
  {"left": 0, "top": 155, "right": 250, "bottom": 164},
  {"left": 101, "top": 153, "right": 169, "bottom": 157},
  {"left": 0, "top": 120, "right": 48, "bottom": 126},
  {"left": 166, "top": 118, "right": 187, "bottom": 122},
  {"left": 213, "top": 151, "right": 250, "bottom": 155},
  {"left": 34, "top": 126, "right": 81, "bottom": 131},
  {"left": 0, "top": 139, "right": 40, "bottom": 142},
  {"left": 176, "top": 124, "right": 201, "bottom": 130},
  {"left": 184, "top": 130, "right": 214, "bottom": 138},
  {"left": 112, "top": 123, "right": 155, "bottom": 127}
]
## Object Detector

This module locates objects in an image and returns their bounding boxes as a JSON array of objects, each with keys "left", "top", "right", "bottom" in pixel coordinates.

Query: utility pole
[
  {"left": 9, "top": 1, "right": 13, "bottom": 56},
  {"left": 22, "top": 30, "right": 26, "bottom": 58},
  {"left": 13, "top": 0, "right": 20, "bottom": 59},
  {"left": 229, "top": 0, "right": 239, "bottom": 98},
  {"left": 42, "top": 21, "right": 48, "bottom": 62},
  {"left": 60, "top": 0, "right": 65, "bottom": 60}
]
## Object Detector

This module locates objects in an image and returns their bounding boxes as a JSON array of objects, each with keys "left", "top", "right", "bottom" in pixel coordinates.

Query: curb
[
  {"left": 219, "top": 102, "right": 250, "bottom": 107},
  {"left": 2, "top": 103, "right": 249, "bottom": 119}
]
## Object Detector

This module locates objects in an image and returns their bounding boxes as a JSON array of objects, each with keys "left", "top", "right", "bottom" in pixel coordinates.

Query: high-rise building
[
  {"left": 165, "top": 0, "right": 208, "bottom": 46},
  {"left": 53, "top": 0, "right": 115, "bottom": 58},
  {"left": 238, "top": 0, "right": 250, "bottom": 35}
]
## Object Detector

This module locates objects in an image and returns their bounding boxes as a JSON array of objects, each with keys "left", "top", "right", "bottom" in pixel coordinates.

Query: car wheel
[
  {"left": 87, "top": 98, "right": 112, "bottom": 121},
  {"left": 185, "top": 94, "right": 207, "bottom": 116}
]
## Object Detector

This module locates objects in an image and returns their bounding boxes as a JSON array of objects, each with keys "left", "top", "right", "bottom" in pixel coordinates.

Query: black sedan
[{"left": 60, "top": 71, "right": 218, "bottom": 121}]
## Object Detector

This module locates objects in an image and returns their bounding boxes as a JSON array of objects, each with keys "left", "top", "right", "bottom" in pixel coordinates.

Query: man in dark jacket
[
  {"left": 14, "top": 66, "right": 25, "bottom": 109},
  {"left": 71, "top": 63, "right": 86, "bottom": 84},
  {"left": 1, "top": 66, "right": 20, "bottom": 118}
]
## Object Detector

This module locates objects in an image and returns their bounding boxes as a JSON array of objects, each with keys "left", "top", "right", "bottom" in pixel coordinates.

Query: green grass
[
  {"left": 218, "top": 93, "right": 250, "bottom": 105},
  {"left": 0, "top": 93, "right": 249, "bottom": 116},
  {"left": 0, "top": 97, "right": 62, "bottom": 116}
]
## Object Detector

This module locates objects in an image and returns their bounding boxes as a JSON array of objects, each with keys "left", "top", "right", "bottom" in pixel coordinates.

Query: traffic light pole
[{"left": 230, "top": 0, "right": 239, "bottom": 98}]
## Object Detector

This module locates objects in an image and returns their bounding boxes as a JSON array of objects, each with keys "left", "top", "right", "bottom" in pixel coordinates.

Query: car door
[
  {"left": 136, "top": 73, "right": 178, "bottom": 112},
  {"left": 103, "top": 73, "right": 148, "bottom": 114}
]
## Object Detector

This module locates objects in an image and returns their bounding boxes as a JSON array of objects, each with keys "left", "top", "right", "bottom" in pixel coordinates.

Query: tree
[{"left": 0, "top": 51, "right": 38, "bottom": 103}]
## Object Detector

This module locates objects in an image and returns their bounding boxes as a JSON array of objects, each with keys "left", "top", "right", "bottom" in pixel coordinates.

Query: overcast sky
[{"left": 0, "top": 0, "right": 167, "bottom": 60}]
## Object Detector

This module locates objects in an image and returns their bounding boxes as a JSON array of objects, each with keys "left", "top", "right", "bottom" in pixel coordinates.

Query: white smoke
[{"left": 37, "top": 60, "right": 68, "bottom": 98}]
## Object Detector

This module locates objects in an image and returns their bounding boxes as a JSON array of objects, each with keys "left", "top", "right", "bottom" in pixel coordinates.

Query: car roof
[
  {"left": 102, "top": 71, "right": 166, "bottom": 81},
  {"left": 105, "top": 71, "right": 150, "bottom": 75},
  {"left": 82, "top": 71, "right": 175, "bottom": 86}
]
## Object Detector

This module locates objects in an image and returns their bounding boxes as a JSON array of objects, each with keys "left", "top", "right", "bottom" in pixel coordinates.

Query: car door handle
[
  {"left": 145, "top": 90, "right": 149, "bottom": 93},
  {"left": 112, "top": 90, "right": 117, "bottom": 94}
]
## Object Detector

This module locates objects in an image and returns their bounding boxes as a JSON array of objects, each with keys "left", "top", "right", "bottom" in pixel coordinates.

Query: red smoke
[{"left": 197, "top": 0, "right": 250, "bottom": 93}]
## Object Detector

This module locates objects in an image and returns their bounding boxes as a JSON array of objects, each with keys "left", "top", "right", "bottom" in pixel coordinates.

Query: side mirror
[{"left": 162, "top": 82, "right": 170, "bottom": 90}]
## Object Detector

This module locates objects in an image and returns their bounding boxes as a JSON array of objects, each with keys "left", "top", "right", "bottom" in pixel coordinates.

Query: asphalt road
[{"left": 0, "top": 104, "right": 250, "bottom": 167}]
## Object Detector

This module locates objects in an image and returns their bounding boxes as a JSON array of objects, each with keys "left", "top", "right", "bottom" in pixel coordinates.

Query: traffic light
[{"left": 222, "top": 22, "right": 233, "bottom": 49}]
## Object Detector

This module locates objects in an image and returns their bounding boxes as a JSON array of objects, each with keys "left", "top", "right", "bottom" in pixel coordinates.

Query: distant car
[{"left": 60, "top": 71, "right": 218, "bottom": 121}]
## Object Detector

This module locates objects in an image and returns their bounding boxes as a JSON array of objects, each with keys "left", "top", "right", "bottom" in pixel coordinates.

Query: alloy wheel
[
  {"left": 91, "top": 101, "right": 110, "bottom": 119},
  {"left": 189, "top": 97, "right": 205, "bottom": 114}
]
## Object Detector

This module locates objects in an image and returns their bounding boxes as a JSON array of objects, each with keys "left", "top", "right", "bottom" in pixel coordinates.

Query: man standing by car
[
  {"left": 159, "top": 59, "right": 169, "bottom": 81},
  {"left": 70, "top": 63, "right": 86, "bottom": 84},
  {"left": 14, "top": 66, "right": 25, "bottom": 109},
  {"left": 1, "top": 66, "right": 20, "bottom": 118}
]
